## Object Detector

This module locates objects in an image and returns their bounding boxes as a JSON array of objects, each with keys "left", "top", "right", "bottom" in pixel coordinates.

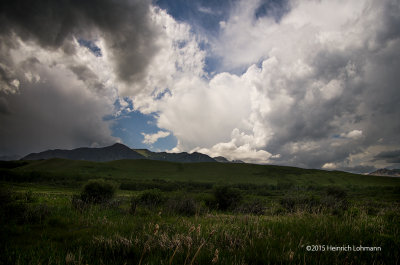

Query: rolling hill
[{"left": 5, "top": 158, "right": 400, "bottom": 187}]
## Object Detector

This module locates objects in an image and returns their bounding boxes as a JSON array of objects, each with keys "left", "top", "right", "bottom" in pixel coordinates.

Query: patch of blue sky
[
  {"left": 152, "top": 88, "right": 172, "bottom": 100},
  {"left": 203, "top": 56, "right": 220, "bottom": 78},
  {"left": 255, "top": 0, "right": 289, "bottom": 21},
  {"left": 154, "top": 0, "right": 288, "bottom": 77},
  {"left": 108, "top": 99, "right": 177, "bottom": 151},
  {"left": 77, "top": 38, "right": 102, "bottom": 57},
  {"left": 154, "top": 0, "right": 232, "bottom": 34},
  {"left": 154, "top": 0, "right": 236, "bottom": 77},
  {"left": 332, "top": 134, "right": 342, "bottom": 139}
]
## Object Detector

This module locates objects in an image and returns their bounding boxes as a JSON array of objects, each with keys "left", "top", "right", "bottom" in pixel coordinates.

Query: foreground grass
[
  {"left": 1, "top": 186, "right": 399, "bottom": 265},
  {"left": 1, "top": 160, "right": 400, "bottom": 264}
]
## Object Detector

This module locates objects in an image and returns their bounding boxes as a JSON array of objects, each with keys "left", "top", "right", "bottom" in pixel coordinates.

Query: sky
[{"left": 0, "top": 0, "right": 399, "bottom": 173}]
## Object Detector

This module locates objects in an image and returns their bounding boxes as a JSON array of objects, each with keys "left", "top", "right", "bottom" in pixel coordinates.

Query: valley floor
[{"left": 1, "top": 182, "right": 399, "bottom": 265}]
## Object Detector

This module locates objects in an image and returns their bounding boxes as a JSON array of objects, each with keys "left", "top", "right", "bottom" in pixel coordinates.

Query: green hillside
[
  {"left": 6, "top": 158, "right": 400, "bottom": 187},
  {"left": 132, "top": 149, "right": 153, "bottom": 157}
]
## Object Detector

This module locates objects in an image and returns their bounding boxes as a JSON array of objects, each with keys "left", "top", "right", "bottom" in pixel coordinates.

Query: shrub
[
  {"left": 213, "top": 186, "right": 242, "bottom": 211},
  {"left": 321, "top": 187, "right": 349, "bottom": 215},
  {"left": 138, "top": 189, "right": 164, "bottom": 207},
  {"left": 204, "top": 194, "right": 218, "bottom": 209},
  {"left": 236, "top": 199, "right": 266, "bottom": 215},
  {"left": 80, "top": 179, "right": 115, "bottom": 204},
  {"left": 321, "top": 195, "right": 348, "bottom": 215},
  {"left": 166, "top": 195, "right": 198, "bottom": 216},
  {"left": 280, "top": 195, "right": 321, "bottom": 213}
]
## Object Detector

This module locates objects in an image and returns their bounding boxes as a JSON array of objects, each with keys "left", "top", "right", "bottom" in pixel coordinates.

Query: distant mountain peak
[
  {"left": 108, "top": 143, "right": 131, "bottom": 149},
  {"left": 22, "top": 143, "right": 144, "bottom": 162},
  {"left": 213, "top": 156, "right": 230, "bottom": 163},
  {"left": 110, "top": 142, "right": 125, "bottom": 146}
]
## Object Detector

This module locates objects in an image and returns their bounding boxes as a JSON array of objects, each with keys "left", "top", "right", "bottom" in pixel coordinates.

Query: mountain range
[
  {"left": 369, "top": 168, "right": 400, "bottom": 177},
  {"left": 21, "top": 143, "right": 238, "bottom": 163}
]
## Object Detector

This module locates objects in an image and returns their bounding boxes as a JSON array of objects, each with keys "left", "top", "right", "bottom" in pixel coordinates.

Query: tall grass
[{"left": 1, "top": 186, "right": 399, "bottom": 265}]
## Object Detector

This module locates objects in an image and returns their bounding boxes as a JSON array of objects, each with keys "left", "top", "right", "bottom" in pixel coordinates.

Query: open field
[{"left": 1, "top": 159, "right": 400, "bottom": 264}]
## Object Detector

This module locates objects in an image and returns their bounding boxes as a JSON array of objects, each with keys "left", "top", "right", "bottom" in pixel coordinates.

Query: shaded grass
[
  {"left": 1, "top": 186, "right": 399, "bottom": 265},
  {"left": 1, "top": 159, "right": 400, "bottom": 264}
]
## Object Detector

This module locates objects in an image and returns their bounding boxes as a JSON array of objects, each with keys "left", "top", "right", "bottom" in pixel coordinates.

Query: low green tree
[
  {"left": 81, "top": 179, "right": 115, "bottom": 204},
  {"left": 213, "top": 186, "right": 242, "bottom": 211}
]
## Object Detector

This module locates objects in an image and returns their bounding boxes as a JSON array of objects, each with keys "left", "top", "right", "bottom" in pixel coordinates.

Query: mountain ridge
[
  {"left": 22, "top": 143, "right": 145, "bottom": 162},
  {"left": 21, "top": 143, "right": 224, "bottom": 163}
]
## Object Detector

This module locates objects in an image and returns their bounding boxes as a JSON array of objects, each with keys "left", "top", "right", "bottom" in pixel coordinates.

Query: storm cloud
[
  {"left": 374, "top": 150, "right": 400, "bottom": 164},
  {"left": 0, "top": 0, "right": 160, "bottom": 156},
  {"left": 1, "top": 0, "right": 399, "bottom": 172},
  {"left": 0, "top": 0, "right": 158, "bottom": 85}
]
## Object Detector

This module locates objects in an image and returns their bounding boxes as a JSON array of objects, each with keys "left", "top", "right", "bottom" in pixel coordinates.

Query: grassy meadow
[{"left": 1, "top": 159, "right": 400, "bottom": 264}]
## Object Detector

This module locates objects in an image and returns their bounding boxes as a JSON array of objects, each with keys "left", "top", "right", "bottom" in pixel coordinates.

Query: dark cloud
[
  {"left": 0, "top": 0, "right": 158, "bottom": 85},
  {"left": 260, "top": 3, "right": 400, "bottom": 170},
  {"left": 0, "top": 66, "right": 118, "bottom": 157},
  {"left": 0, "top": 97, "right": 11, "bottom": 114},
  {"left": 69, "top": 65, "right": 106, "bottom": 92},
  {"left": 0, "top": 0, "right": 162, "bottom": 156},
  {"left": 373, "top": 150, "right": 400, "bottom": 164}
]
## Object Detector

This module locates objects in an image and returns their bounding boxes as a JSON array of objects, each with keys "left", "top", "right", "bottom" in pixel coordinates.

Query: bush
[
  {"left": 80, "top": 179, "right": 115, "bottom": 204},
  {"left": 321, "top": 195, "right": 348, "bottom": 215},
  {"left": 138, "top": 189, "right": 164, "bottom": 207},
  {"left": 213, "top": 186, "right": 242, "bottom": 211},
  {"left": 166, "top": 196, "right": 198, "bottom": 216},
  {"left": 279, "top": 195, "right": 321, "bottom": 213},
  {"left": 236, "top": 200, "right": 266, "bottom": 215}
]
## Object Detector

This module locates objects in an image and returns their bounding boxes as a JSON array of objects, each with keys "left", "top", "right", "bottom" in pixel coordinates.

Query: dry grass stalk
[
  {"left": 169, "top": 242, "right": 181, "bottom": 265},
  {"left": 189, "top": 230, "right": 216, "bottom": 265}
]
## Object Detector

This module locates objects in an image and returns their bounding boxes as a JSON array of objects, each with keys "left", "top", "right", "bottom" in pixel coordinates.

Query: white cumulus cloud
[{"left": 142, "top": 131, "right": 171, "bottom": 145}]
